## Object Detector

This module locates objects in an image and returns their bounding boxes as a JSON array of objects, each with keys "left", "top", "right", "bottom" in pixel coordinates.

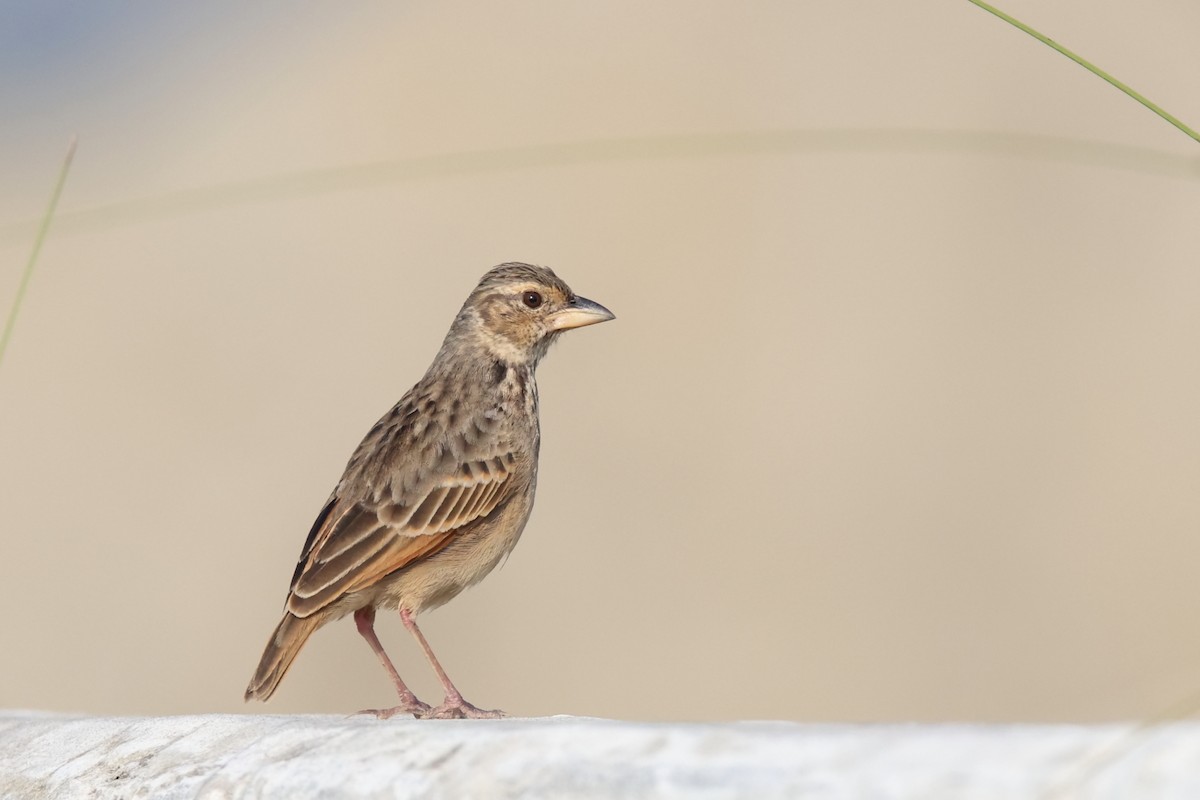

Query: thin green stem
[
  {"left": 966, "top": 0, "right": 1200, "bottom": 144},
  {"left": 0, "top": 136, "right": 77, "bottom": 374}
]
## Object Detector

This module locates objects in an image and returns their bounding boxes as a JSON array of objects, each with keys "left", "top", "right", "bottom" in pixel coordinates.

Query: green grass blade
[
  {"left": 966, "top": 0, "right": 1200, "bottom": 144},
  {"left": 0, "top": 136, "right": 78, "bottom": 374}
]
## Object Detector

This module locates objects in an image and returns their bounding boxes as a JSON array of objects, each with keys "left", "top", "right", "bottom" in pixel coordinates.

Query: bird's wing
[{"left": 285, "top": 453, "right": 516, "bottom": 617}]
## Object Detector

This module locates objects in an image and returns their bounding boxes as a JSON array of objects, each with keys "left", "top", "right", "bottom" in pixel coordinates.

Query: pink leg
[
  {"left": 400, "top": 608, "right": 505, "bottom": 719},
  {"left": 353, "top": 606, "right": 429, "bottom": 718}
]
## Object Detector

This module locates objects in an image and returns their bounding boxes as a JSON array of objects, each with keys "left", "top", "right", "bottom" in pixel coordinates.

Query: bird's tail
[{"left": 244, "top": 612, "right": 322, "bottom": 702}]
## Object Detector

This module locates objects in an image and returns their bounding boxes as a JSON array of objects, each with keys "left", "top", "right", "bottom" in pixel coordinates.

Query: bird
[{"left": 244, "top": 263, "right": 614, "bottom": 719}]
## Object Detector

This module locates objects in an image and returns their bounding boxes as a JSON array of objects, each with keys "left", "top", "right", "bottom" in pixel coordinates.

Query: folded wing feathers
[
  {"left": 460, "top": 474, "right": 497, "bottom": 523},
  {"left": 293, "top": 524, "right": 390, "bottom": 600},
  {"left": 407, "top": 455, "right": 510, "bottom": 535},
  {"left": 426, "top": 485, "right": 466, "bottom": 531},
  {"left": 288, "top": 527, "right": 456, "bottom": 617},
  {"left": 286, "top": 453, "right": 513, "bottom": 616},
  {"left": 439, "top": 485, "right": 477, "bottom": 531},
  {"left": 311, "top": 505, "right": 383, "bottom": 561},
  {"left": 408, "top": 485, "right": 451, "bottom": 530}
]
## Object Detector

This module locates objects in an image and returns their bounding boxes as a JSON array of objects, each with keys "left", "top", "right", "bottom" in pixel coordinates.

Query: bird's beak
[{"left": 549, "top": 295, "right": 615, "bottom": 331}]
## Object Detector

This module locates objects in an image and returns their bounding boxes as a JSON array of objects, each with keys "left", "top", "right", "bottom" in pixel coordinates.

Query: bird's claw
[
  {"left": 418, "top": 699, "right": 506, "bottom": 719},
  {"left": 354, "top": 700, "right": 431, "bottom": 720}
]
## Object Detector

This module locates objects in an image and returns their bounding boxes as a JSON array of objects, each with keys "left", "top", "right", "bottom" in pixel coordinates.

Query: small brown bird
[{"left": 245, "top": 263, "right": 613, "bottom": 719}]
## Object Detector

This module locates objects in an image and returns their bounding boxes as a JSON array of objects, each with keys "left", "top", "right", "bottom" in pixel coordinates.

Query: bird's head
[{"left": 448, "top": 263, "right": 614, "bottom": 366}]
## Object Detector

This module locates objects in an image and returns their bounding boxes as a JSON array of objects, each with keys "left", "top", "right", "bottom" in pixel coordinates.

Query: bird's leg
[
  {"left": 353, "top": 606, "right": 430, "bottom": 718},
  {"left": 400, "top": 608, "right": 505, "bottom": 719}
]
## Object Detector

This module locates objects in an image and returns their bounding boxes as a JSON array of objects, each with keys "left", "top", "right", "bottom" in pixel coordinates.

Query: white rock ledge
[{"left": 2, "top": 712, "right": 1199, "bottom": 799}]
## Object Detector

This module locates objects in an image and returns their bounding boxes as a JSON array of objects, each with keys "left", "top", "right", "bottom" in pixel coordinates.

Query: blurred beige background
[{"left": 2, "top": 2, "right": 1199, "bottom": 723}]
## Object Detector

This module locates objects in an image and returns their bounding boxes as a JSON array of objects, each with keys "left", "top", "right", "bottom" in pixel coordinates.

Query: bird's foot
[
  {"left": 354, "top": 698, "right": 431, "bottom": 719},
  {"left": 418, "top": 697, "right": 506, "bottom": 720}
]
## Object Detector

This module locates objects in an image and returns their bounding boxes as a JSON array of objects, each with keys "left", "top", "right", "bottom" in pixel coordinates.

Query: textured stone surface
[{"left": 2, "top": 712, "right": 1200, "bottom": 799}]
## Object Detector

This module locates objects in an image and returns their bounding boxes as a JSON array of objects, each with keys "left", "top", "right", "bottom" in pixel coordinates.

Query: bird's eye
[{"left": 522, "top": 291, "right": 543, "bottom": 309}]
